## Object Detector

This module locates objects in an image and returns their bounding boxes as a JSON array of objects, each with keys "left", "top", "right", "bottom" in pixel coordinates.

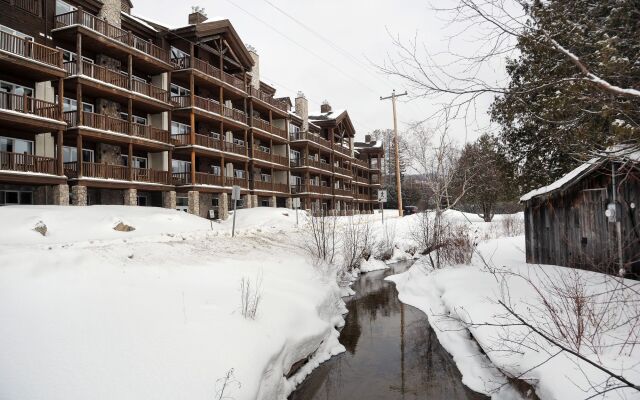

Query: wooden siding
[{"left": 524, "top": 163, "right": 640, "bottom": 275}]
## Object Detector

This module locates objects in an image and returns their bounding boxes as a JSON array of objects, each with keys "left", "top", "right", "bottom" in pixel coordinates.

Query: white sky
[{"left": 133, "top": 0, "right": 506, "bottom": 144}]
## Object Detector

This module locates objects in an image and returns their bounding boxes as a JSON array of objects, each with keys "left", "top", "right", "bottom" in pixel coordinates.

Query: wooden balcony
[
  {"left": 355, "top": 175, "right": 369, "bottom": 184},
  {"left": 15, "top": 0, "right": 41, "bottom": 15},
  {"left": 63, "top": 61, "right": 169, "bottom": 104},
  {"left": 173, "top": 172, "right": 224, "bottom": 186},
  {"left": 289, "top": 131, "right": 332, "bottom": 149},
  {"left": 353, "top": 159, "right": 368, "bottom": 169},
  {"left": 334, "top": 165, "right": 352, "bottom": 177},
  {"left": 171, "top": 95, "right": 248, "bottom": 125},
  {"left": 64, "top": 111, "right": 170, "bottom": 145},
  {"left": 54, "top": 9, "right": 171, "bottom": 70},
  {"left": 0, "top": 92, "right": 65, "bottom": 132},
  {"left": 0, "top": 30, "right": 64, "bottom": 79},
  {"left": 172, "top": 56, "right": 247, "bottom": 93},
  {"left": 251, "top": 117, "right": 287, "bottom": 140},
  {"left": 290, "top": 158, "right": 333, "bottom": 173},
  {"left": 253, "top": 180, "right": 272, "bottom": 191},
  {"left": 334, "top": 188, "right": 354, "bottom": 197},
  {"left": 252, "top": 148, "right": 288, "bottom": 166},
  {"left": 335, "top": 145, "right": 352, "bottom": 157},
  {"left": 249, "top": 87, "right": 288, "bottom": 112},
  {"left": 0, "top": 151, "right": 57, "bottom": 175},
  {"left": 64, "top": 161, "right": 170, "bottom": 184}
]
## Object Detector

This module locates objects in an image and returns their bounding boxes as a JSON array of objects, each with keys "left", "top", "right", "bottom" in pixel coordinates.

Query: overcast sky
[{"left": 134, "top": 0, "right": 506, "bottom": 144}]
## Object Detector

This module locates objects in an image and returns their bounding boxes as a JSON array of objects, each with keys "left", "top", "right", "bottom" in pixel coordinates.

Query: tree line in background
[{"left": 372, "top": 0, "right": 640, "bottom": 219}]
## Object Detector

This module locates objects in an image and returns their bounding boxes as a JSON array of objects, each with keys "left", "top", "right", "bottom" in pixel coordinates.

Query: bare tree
[
  {"left": 301, "top": 213, "right": 338, "bottom": 266},
  {"left": 341, "top": 215, "right": 375, "bottom": 272}
]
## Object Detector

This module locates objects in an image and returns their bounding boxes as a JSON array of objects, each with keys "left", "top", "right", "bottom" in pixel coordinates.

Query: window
[
  {"left": 63, "top": 146, "right": 94, "bottom": 163},
  {"left": 290, "top": 150, "right": 300, "bottom": 160},
  {"left": 0, "top": 25, "right": 33, "bottom": 41},
  {"left": 0, "top": 80, "right": 34, "bottom": 97},
  {"left": 55, "top": 0, "right": 76, "bottom": 15},
  {"left": 170, "top": 46, "right": 189, "bottom": 60},
  {"left": 137, "top": 195, "right": 147, "bottom": 206},
  {"left": 289, "top": 124, "right": 300, "bottom": 135},
  {"left": 170, "top": 84, "right": 190, "bottom": 97},
  {"left": 233, "top": 138, "right": 245, "bottom": 146},
  {"left": 260, "top": 174, "right": 271, "bottom": 182},
  {"left": 291, "top": 175, "right": 302, "bottom": 186},
  {"left": 259, "top": 145, "right": 270, "bottom": 153},
  {"left": 120, "top": 113, "right": 147, "bottom": 125},
  {"left": 171, "top": 121, "right": 190, "bottom": 135},
  {"left": 0, "top": 190, "right": 32, "bottom": 205},
  {"left": 210, "top": 165, "right": 221, "bottom": 176},
  {"left": 58, "top": 48, "right": 93, "bottom": 64},
  {"left": 234, "top": 169, "right": 245, "bottom": 179},
  {"left": 122, "top": 155, "right": 147, "bottom": 169},
  {"left": 176, "top": 196, "right": 188, "bottom": 212},
  {"left": 0, "top": 136, "right": 34, "bottom": 154},
  {"left": 172, "top": 159, "right": 191, "bottom": 173},
  {"left": 61, "top": 97, "right": 93, "bottom": 113}
]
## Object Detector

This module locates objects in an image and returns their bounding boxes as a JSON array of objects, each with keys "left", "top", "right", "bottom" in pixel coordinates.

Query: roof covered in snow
[
  {"left": 309, "top": 109, "right": 347, "bottom": 122},
  {"left": 354, "top": 140, "right": 383, "bottom": 150},
  {"left": 520, "top": 145, "right": 640, "bottom": 202}
]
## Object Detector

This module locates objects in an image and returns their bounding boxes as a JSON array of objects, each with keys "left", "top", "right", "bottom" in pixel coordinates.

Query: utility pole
[{"left": 380, "top": 90, "right": 407, "bottom": 217}]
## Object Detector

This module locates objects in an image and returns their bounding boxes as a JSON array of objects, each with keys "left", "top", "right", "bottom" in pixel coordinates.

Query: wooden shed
[{"left": 521, "top": 151, "right": 640, "bottom": 276}]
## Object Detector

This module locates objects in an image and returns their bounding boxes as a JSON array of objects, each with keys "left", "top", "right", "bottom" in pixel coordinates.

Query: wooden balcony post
[
  {"left": 268, "top": 110, "right": 273, "bottom": 133},
  {"left": 76, "top": 32, "right": 82, "bottom": 74},
  {"left": 189, "top": 111, "right": 195, "bottom": 145},
  {"left": 76, "top": 82, "right": 83, "bottom": 125},
  {"left": 190, "top": 150, "right": 196, "bottom": 185},
  {"left": 57, "top": 129, "right": 64, "bottom": 176},
  {"left": 219, "top": 86, "right": 224, "bottom": 110},
  {"left": 243, "top": 129, "right": 248, "bottom": 157},
  {"left": 218, "top": 38, "right": 223, "bottom": 72},
  {"left": 128, "top": 143, "right": 133, "bottom": 181},
  {"left": 220, "top": 156, "right": 225, "bottom": 186},
  {"left": 249, "top": 130, "right": 254, "bottom": 159},
  {"left": 128, "top": 54, "right": 133, "bottom": 90},
  {"left": 57, "top": 78, "right": 64, "bottom": 120},
  {"left": 271, "top": 167, "right": 274, "bottom": 191},
  {"left": 77, "top": 134, "right": 83, "bottom": 177}
]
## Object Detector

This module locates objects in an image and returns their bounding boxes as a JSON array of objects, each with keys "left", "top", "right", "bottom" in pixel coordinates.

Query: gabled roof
[
  {"left": 309, "top": 108, "right": 355, "bottom": 137},
  {"left": 170, "top": 19, "right": 254, "bottom": 70},
  {"left": 520, "top": 145, "right": 640, "bottom": 202}
]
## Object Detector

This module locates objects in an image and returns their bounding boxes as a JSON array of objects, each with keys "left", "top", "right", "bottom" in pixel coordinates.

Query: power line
[{"left": 220, "top": 0, "right": 384, "bottom": 98}]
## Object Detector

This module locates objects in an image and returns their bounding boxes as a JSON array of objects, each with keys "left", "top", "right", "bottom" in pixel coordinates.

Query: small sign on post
[
  {"left": 377, "top": 189, "right": 388, "bottom": 223},
  {"left": 293, "top": 197, "right": 301, "bottom": 226},
  {"left": 231, "top": 185, "right": 241, "bottom": 237}
]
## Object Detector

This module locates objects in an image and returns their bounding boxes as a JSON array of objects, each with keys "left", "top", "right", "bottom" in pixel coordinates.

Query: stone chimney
[
  {"left": 295, "top": 91, "right": 308, "bottom": 132},
  {"left": 365, "top": 134, "right": 372, "bottom": 143},
  {"left": 189, "top": 6, "right": 208, "bottom": 25},
  {"left": 247, "top": 45, "right": 260, "bottom": 91},
  {"left": 321, "top": 101, "right": 331, "bottom": 114},
  {"left": 98, "top": 0, "right": 122, "bottom": 26}
]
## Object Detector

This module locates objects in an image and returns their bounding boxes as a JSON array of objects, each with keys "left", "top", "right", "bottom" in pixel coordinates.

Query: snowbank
[
  {"left": 0, "top": 205, "right": 345, "bottom": 400},
  {"left": 389, "top": 234, "right": 640, "bottom": 399}
]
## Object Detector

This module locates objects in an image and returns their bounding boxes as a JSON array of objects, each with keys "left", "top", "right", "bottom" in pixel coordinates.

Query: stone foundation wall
[
  {"left": 71, "top": 185, "right": 87, "bottom": 206},
  {"left": 53, "top": 184, "right": 69, "bottom": 205},
  {"left": 96, "top": 143, "right": 123, "bottom": 165},
  {"left": 270, "top": 195, "right": 277, "bottom": 208},
  {"left": 124, "top": 188, "right": 137, "bottom": 205}
]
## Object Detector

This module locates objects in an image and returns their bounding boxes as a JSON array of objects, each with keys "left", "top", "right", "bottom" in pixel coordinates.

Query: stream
[{"left": 289, "top": 261, "right": 488, "bottom": 400}]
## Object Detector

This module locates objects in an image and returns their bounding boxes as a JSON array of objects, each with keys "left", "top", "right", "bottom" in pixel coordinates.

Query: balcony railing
[
  {"left": 290, "top": 158, "right": 333, "bottom": 172},
  {"left": 0, "top": 151, "right": 57, "bottom": 175},
  {"left": 55, "top": 9, "right": 170, "bottom": 64},
  {"left": 252, "top": 117, "right": 287, "bottom": 140},
  {"left": 249, "top": 87, "right": 287, "bottom": 111},
  {"left": 355, "top": 175, "right": 369, "bottom": 184},
  {"left": 64, "top": 161, "right": 170, "bottom": 184},
  {"left": 335, "top": 145, "right": 351, "bottom": 157},
  {"left": 252, "top": 148, "right": 288, "bottom": 165},
  {"left": 289, "top": 131, "right": 332, "bottom": 149},
  {"left": 0, "top": 92, "right": 60, "bottom": 120},
  {"left": 15, "top": 0, "right": 41, "bottom": 15},
  {"left": 0, "top": 30, "right": 61, "bottom": 67},
  {"left": 253, "top": 180, "right": 272, "bottom": 191},
  {"left": 171, "top": 95, "right": 247, "bottom": 124},
  {"left": 353, "top": 159, "right": 368, "bottom": 169},
  {"left": 64, "top": 111, "right": 170, "bottom": 143},
  {"left": 173, "top": 172, "right": 224, "bottom": 186},
  {"left": 334, "top": 188, "right": 353, "bottom": 197},
  {"left": 172, "top": 56, "right": 247, "bottom": 92},
  {"left": 334, "top": 165, "right": 352, "bottom": 177}
]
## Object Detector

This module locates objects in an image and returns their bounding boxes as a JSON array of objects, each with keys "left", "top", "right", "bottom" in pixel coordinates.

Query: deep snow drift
[{"left": 0, "top": 206, "right": 351, "bottom": 400}]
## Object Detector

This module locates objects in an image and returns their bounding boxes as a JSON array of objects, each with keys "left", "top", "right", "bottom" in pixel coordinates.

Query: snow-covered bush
[
  {"left": 240, "top": 273, "right": 262, "bottom": 320},
  {"left": 411, "top": 211, "right": 474, "bottom": 268},
  {"left": 302, "top": 214, "right": 338, "bottom": 265},
  {"left": 340, "top": 216, "right": 374, "bottom": 272},
  {"left": 376, "top": 221, "right": 397, "bottom": 261},
  {"left": 500, "top": 214, "right": 524, "bottom": 237}
]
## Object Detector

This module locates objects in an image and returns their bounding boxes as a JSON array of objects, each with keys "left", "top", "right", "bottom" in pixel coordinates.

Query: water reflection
[{"left": 289, "top": 261, "right": 487, "bottom": 400}]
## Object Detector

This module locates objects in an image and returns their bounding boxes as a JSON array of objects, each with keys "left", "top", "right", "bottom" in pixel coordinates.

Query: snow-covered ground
[
  {"left": 388, "top": 212, "right": 640, "bottom": 400},
  {"left": 0, "top": 206, "right": 359, "bottom": 400}
]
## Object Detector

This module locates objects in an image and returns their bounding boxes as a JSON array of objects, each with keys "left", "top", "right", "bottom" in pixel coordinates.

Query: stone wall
[
  {"left": 199, "top": 192, "right": 213, "bottom": 218},
  {"left": 96, "top": 143, "right": 123, "bottom": 164},
  {"left": 53, "top": 184, "right": 69, "bottom": 205},
  {"left": 188, "top": 190, "right": 199, "bottom": 216},
  {"left": 98, "top": 0, "right": 122, "bottom": 27},
  {"left": 124, "top": 188, "right": 137, "bottom": 205},
  {"left": 71, "top": 185, "right": 87, "bottom": 206},
  {"left": 163, "top": 191, "right": 176, "bottom": 209},
  {"left": 219, "top": 193, "right": 229, "bottom": 220}
]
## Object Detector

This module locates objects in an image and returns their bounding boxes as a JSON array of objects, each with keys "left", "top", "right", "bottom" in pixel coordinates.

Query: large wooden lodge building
[{"left": 0, "top": 0, "right": 384, "bottom": 218}]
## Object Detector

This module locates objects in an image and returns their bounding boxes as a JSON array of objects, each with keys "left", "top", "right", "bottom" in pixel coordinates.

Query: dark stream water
[{"left": 289, "top": 261, "right": 488, "bottom": 400}]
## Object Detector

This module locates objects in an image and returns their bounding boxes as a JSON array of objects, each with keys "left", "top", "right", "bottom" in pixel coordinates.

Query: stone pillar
[
  {"left": 251, "top": 195, "right": 258, "bottom": 208},
  {"left": 163, "top": 190, "right": 176, "bottom": 209},
  {"left": 188, "top": 190, "right": 200, "bottom": 215},
  {"left": 219, "top": 193, "right": 229, "bottom": 220},
  {"left": 124, "top": 188, "right": 137, "bottom": 206},
  {"left": 53, "top": 184, "right": 69, "bottom": 206},
  {"left": 285, "top": 197, "right": 293, "bottom": 209},
  {"left": 270, "top": 195, "right": 277, "bottom": 208},
  {"left": 71, "top": 185, "right": 87, "bottom": 206},
  {"left": 242, "top": 194, "right": 253, "bottom": 208}
]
